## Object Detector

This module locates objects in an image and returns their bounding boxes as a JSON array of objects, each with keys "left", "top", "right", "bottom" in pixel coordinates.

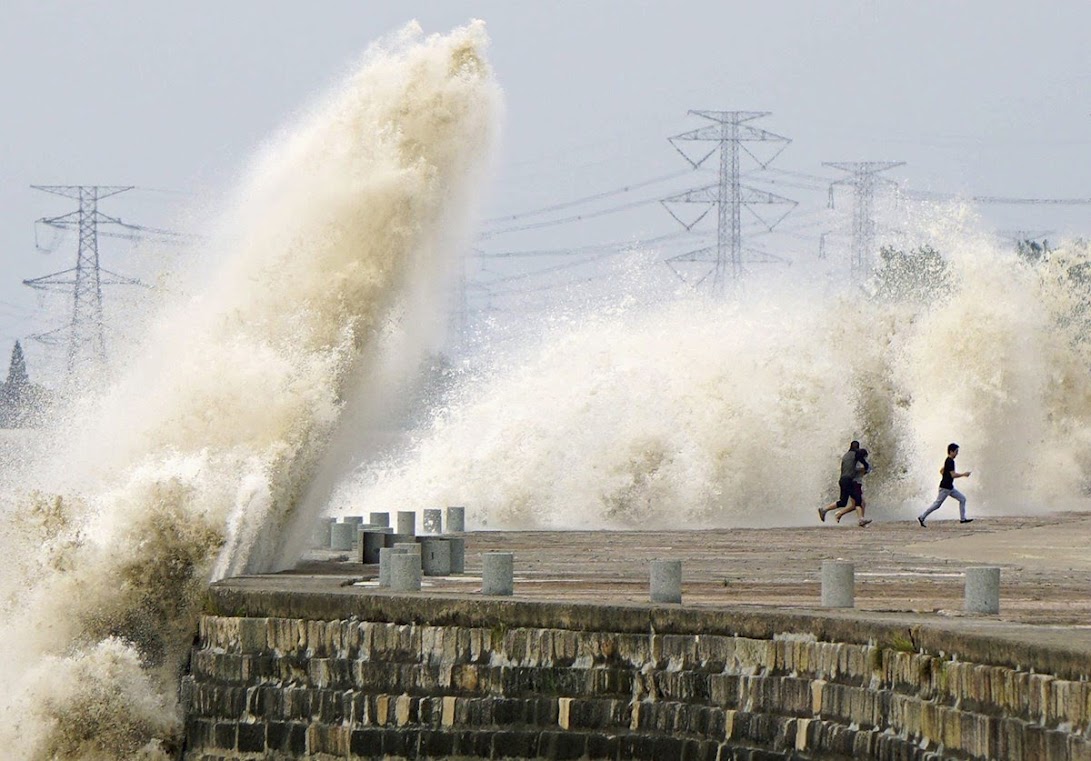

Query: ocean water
[
  {"left": 333, "top": 223, "right": 1091, "bottom": 530},
  {"left": 0, "top": 21, "right": 499, "bottom": 759},
  {"left": 0, "top": 16, "right": 1088, "bottom": 761}
]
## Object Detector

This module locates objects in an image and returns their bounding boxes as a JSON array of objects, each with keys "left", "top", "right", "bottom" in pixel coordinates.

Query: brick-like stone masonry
[{"left": 182, "top": 613, "right": 1091, "bottom": 760}]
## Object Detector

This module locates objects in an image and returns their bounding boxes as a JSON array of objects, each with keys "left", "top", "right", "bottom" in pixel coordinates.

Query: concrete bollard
[
  {"left": 330, "top": 522, "right": 356, "bottom": 551},
  {"left": 343, "top": 516, "right": 365, "bottom": 546},
  {"left": 359, "top": 528, "right": 394, "bottom": 564},
  {"left": 314, "top": 518, "right": 336, "bottom": 548},
  {"left": 446, "top": 506, "right": 466, "bottom": 533},
  {"left": 445, "top": 536, "right": 465, "bottom": 574},
  {"left": 423, "top": 508, "right": 442, "bottom": 534},
  {"left": 420, "top": 537, "right": 452, "bottom": 576},
  {"left": 821, "top": 560, "right": 855, "bottom": 608},
  {"left": 394, "top": 543, "right": 421, "bottom": 573},
  {"left": 397, "top": 511, "right": 416, "bottom": 536},
  {"left": 389, "top": 552, "right": 422, "bottom": 592},
  {"left": 965, "top": 566, "right": 1000, "bottom": 614},
  {"left": 482, "top": 552, "right": 514, "bottom": 596},
  {"left": 379, "top": 546, "right": 409, "bottom": 587},
  {"left": 384, "top": 533, "right": 417, "bottom": 548},
  {"left": 369, "top": 511, "right": 390, "bottom": 528},
  {"left": 649, "top": 560, "right": 683, "bottom": 603}
]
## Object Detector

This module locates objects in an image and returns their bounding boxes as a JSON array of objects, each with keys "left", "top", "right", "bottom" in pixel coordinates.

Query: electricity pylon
[
  {"left": 24, "top": 185, "right": 146, "bottom": 386},
  {"left": 824, "top": 162, "right": 904, "bottom": 280},
  {"left": 662, "top": 111, "right": 797, "bottom": 296}
]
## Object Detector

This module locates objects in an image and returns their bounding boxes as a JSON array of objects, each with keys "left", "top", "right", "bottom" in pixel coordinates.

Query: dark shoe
[
  {"left": 959, "top": 518, "right": 974, "bottom": 524},
  {"left": 818, "top": 507, "right": 826, "bottom": 522},
  {"left": 917, "top": 516, "right": 926, "bottom": 527},
  {"left": 858, "top": 519, "right": 872, "bottom": 527}
]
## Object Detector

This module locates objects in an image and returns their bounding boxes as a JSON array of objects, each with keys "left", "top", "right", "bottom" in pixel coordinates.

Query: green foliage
[
  {"left": 888, "top": 632, "right": 916, "bottom": 653},
  {"left": 868, "top": 245, "right": 949, "bottom": 302},
  {"left": 1028, "top": 239, "right": 1091, "bottom": 345},
  {"left": 868, "top": 646, "right": 884, "bottom": 672},
  {"left": 0, "top": 340, "right": 54, "bottom": 428},
  {"left": 1016, "top": 237, "right": 1052, "bottom": 264}
]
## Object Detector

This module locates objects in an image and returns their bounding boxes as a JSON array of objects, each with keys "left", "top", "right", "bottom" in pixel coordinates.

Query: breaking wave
[
  {"left": 0, "top": 21, "right": 498, "bottom": 758},
  {"left": 337, "top": 221, "right": 1091, "bottom": 529}
]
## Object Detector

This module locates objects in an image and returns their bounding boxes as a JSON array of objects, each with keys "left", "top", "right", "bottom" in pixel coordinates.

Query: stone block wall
[{"left": 182, "top": 595, "right": 1091, "bottom": 761}]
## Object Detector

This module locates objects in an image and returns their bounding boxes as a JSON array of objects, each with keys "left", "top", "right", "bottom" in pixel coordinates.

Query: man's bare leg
[
  {"left": 834, "top": 499, "right": 856, "bottom": 523},
  {"left": 856, "top": 501, "right": 871, "bottom": 527}
]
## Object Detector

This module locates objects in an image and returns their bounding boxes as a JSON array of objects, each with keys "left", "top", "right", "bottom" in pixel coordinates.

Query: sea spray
[
  {"left": 338, "top": 227, "right": 1091, "bottom": 527},
  {"left": 341, "top": 292, "right": 859, "bottom": 528},
  {"left": 0, "top": 21, "right": 498, "bottom": 759}
]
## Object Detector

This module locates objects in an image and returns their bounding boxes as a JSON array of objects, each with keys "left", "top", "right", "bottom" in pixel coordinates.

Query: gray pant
[{"left": 920, "top": 487, "right": 967, "bottom": 521}]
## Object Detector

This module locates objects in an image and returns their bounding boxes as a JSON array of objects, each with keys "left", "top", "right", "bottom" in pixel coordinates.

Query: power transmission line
[
  {"left": 824, "top": 162, "right": 905, "bottom": 280},
  {"left": 971, "top": 196, "right": 1091, "bottom": 205},
  {"left": 662, "top": 111, "right": 798, "bottom": 295},
  {"left": 480, "top": 193, "right": 678, "bottom": 238},
  {"left": 902, "top": 188, "right": 1091, "bottom": 206},
  {"left": 23, "top": 185, "right": 151, "bottom": 386},
  {"left": 765, "top": 166, "right": 840, "bottom": 184},
  {"left": 473, "top": 229, "right": 704, "bottom": 259},
  {"left": 482, "top": 169, "right": 699, "bottom": 225}
]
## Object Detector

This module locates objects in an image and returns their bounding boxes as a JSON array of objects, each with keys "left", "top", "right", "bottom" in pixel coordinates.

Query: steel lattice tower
[
  {"left": 662, "top": 111, "right": 796, "bottom": 296},
  {"left": 824, "top": 162, "right": 904, "bottom": 280},
  {"left": 24, "top": 185, "right": 143, "bottom": 384}
]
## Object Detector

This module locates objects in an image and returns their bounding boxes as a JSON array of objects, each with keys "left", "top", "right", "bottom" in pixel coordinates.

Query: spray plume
[
  {"left": 338, "top": 221, "right": 1091, "bottom": 529},
  {"left": 0, "top": 21, "right": 498, "bottom": 759}
]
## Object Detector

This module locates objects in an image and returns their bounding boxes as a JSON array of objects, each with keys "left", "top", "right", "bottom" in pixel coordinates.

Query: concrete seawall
[{"left": 184, "top": 587, "right": 1091, "bottom": 760}]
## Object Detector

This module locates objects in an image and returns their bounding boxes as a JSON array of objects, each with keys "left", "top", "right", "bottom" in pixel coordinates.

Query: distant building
[{"left": 0, "top": 342, "right": 51, "bottom": 428}]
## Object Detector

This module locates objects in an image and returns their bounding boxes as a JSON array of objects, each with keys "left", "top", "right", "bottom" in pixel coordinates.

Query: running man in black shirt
[
  {"left": 917, "top": 442, "right": 972, "bottom": 526},
  {"left": 833, "top": 447, "right": 872, "bottom": 527},
  {"left": 818, "top": 441, "right": 871, "bottom": 526}
]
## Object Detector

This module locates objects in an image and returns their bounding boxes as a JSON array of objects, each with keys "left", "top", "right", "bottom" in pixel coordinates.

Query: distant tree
[
  {"left": 7, "top": 340, "right": 29, "bottom": 388},
  {"left": 868, "top": 245, "right": 949, "bottom": 302},
  {"left": 1016, "top": 238, "right": 1052, "bottom": 264},
  {"left": 0, "top": 341, "right": 52, "bottom": 428},
  {"left": 1005, "top": 238, "right": 1091, "bottom": 350}
]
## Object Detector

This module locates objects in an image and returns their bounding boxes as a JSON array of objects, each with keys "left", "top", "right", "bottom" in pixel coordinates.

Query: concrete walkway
[{"left": 274, "top": 511, "right": 1091, "bottom": 629}]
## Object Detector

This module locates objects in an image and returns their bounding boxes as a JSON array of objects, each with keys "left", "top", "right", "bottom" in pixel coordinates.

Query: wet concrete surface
[{"left": 278, "top": 511, "right": 1091, "bottom": 628}]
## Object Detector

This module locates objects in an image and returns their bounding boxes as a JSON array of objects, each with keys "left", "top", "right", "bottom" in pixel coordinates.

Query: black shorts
[
  {"left": 851, "top": 481, "right": 864, "bottom": 506},
  {"left": 836, "top": 476, "right": 853, "bottom": 507}
]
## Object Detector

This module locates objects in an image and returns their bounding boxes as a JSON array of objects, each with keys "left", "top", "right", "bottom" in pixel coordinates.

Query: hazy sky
[{"left": 2, "top": 1, "right": 1089, "bottom": 383}]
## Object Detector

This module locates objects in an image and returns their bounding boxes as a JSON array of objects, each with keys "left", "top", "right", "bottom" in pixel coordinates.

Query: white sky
[{"left": 1, "top": 1, "right": 1089, "bottom": 384}]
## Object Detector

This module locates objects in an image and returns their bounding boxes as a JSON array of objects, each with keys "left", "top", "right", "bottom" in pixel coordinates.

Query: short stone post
[
  {"left": 384, "top": 533, "right": 417, "bottom": 548},
  {"left": 330, "top": 522, "right": 356, "bottom": 551},
  {"left": 649, "top": 560, "right": 682, "bottom": 603},
  {"left": 420, "top": 537, "right": 452, "bottom": 576},
  {"left": 482, "top": 552, "right": 514, "bottom": 596},
  {"left": 314, "top": 518, "right": 336, "bottom": 548},
  {"left": 389, "top": 552, "right": 422, "bottom": 592},
  {"left": 446, "top": 506, "right": 466, "bottom": 533},
  {"left": 379, "top": 546, "right": 409, "bottom": 587},
  {"left": 396, "top": 510, "right": 416, "bottom": 536},
  {"left": 821, "top": 560, "right": 855, "bottom": 608},
  {"left": 344, "top": 512, "right": 366, "bottom": 542},
  {"left": 423, "top": 508, "right": 442, "bottom": 534},
  {"left": 964, "top": 566, "right": 1000, "bottom": 614},
  {"left": 445, "top": 536, "right": 466, "bottom": 574},
  {"left": 369, "top": 511, "right": 390, "bottom": 528},
  {"left": 359, "top": 528, "right": 393, "bottom": 564}
]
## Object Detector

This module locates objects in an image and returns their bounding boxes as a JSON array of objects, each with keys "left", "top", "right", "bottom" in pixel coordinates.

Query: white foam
[
  {"left": 0, "top": 21, "right": 498, "bottom": 757},
  {"left": 335, "top": 220, "right": 1091, "bottom": 528}
]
